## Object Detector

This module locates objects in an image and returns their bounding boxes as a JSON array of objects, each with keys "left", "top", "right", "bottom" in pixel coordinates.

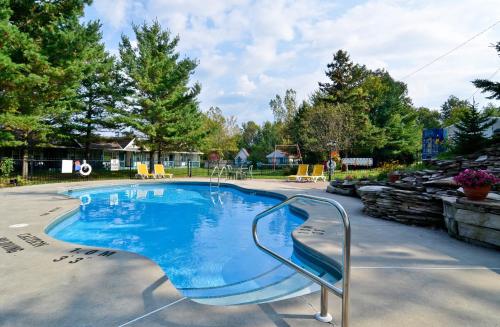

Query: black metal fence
[
  {"left": 0, "top": 158, "right": 302, "bottom": 186},
  {"left": 4, "top": 159, "right": 133, "bottom": 185}
]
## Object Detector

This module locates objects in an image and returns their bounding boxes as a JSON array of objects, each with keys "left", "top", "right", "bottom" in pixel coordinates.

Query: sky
[{"left": 83, "top": 0, "right": 500, "bottom": 123}]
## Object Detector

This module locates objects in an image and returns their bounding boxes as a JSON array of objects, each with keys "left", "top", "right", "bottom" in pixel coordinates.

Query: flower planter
[
  {"left": 388, "top": 173, "right": 400, "bottom": 183},
  {"left": 454, "top": 169, "right": 498, "bottom": 201},
  {"left": 463, "top": 185, "right": 491, "bottom": 201}
]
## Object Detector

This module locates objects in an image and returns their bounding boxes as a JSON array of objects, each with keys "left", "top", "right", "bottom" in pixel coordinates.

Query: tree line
[
  {"left": 233, "top": 47, "right": 499, "bottom": 164},
  {"left": 1, "top": 1, "right": 499, "bottom": 176},
  {"left": 1, "top": 0, "right": 206, "bottom": 175}
]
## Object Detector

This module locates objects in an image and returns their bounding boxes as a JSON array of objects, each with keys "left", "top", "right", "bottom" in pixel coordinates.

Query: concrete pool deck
[{"left": 0, "top": 178, "right": 498, "bottom": 327}]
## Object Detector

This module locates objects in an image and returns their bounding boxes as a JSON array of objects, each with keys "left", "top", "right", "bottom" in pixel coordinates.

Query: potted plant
[
  {"left": 453, "top": 169, "right": 499, "bottom": 201},
  {"left": 388, "top": 171, "right": 401, "bottom": 183}
]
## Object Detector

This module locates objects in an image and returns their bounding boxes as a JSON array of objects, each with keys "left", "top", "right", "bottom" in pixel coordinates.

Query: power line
[{"left": 401, "top": 20, "right": 500, "bottom": 80}]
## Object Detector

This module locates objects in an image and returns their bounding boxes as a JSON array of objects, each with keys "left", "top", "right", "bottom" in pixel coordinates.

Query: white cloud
[
  {"left": 236, "top": 75, "right": 257, "bottom": 95},
  {"left": 93, "top": 0, "right": 131, "bottom": 29},
  {"left": 88, "top": 0, "right": 500, "bottom": 123}
]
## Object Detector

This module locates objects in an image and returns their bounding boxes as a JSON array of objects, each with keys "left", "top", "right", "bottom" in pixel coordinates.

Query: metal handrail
[
  {"left": 209, "top": 166, "right": 219, "bottom": 190},
  {"left": 218, "top": 165, "right": 227, "bottom": 182},
  {"left": 209, "top": 165, "right": 227, "bottom": 189},
  {"left": 252, "top": 194, "right": 350, "bottom": 326}
]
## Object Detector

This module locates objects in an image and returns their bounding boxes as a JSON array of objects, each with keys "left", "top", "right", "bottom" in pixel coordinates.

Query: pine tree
[
  {"left": 317, "top": 50, "right": 368, "bottom": 109},
  {"left": 0, "top": 0, "right": 94, "bottom": 177},
  {"left": 70, "top": 22, "right": 130, "bottom": 159},
  {"left": 473, "top": 42, "right": 500, "bottom": 100},
  {"left": 119, "top": 21, "right": 204, "bottom": 170},
  {"left": 453, "top": 103, "right": 495, "bottom": 154}
]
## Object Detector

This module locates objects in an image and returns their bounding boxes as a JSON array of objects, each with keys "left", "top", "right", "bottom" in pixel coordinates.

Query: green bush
[{"left": 0, "top": 158, "right": 14, "bottom": 178}]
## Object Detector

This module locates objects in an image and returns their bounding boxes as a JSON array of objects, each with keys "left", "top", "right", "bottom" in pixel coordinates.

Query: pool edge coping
[{"left": 45, "top": 180, "right": 344, "bottom": 297}]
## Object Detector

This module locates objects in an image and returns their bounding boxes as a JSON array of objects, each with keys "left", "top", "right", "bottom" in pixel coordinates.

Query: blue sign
[{"left": 422, "top": 128, "right": 447, "bottom": 160}]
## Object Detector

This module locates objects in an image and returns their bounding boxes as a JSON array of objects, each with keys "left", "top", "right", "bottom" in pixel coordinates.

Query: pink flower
[{"left": 454, "top": 169, "right": 499, "bottom": 187}]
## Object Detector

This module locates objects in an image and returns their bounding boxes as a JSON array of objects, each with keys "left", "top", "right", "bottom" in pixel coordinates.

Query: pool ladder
[
  {"left": 253, "top": 194, "right": 351, "bottom": 326},
  {"left": 209, "top": 165, "right": 227, "bottom": 190}
]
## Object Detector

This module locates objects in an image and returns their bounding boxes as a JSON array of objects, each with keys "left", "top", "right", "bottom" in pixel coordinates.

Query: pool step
[
  {"left": 190, "top": 270, "right": 316, "bottom": 305},
  {"left": 179, "top": 264, "right": 296, "bottom": 299},
  {"left": 184, "top": 256, "right": 340, "bottom": 306}
]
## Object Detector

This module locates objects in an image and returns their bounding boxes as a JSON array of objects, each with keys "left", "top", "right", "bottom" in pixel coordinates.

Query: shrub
[
  {"left": 379, "top": 161, "right": 402, "bottom": 174},
  {"left": 0, "top": 158, "right": 14, "bottom": 178}
]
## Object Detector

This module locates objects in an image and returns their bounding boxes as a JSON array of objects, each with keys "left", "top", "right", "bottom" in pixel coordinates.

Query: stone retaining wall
[
  {"left": 429, "top": 145, "right": 500, "bottom": 178},
  {"left": 443, "top": 196, "right": 500, "bottom": 249},
  {"left": 326, "top": 180, "right": 359, "bottom": 197},
  {"left": 357, "top": 185, "right": 444, "bottom": 226}
]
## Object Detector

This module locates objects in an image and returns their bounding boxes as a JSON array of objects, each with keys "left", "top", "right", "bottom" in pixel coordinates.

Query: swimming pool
[{"left": 47, "top": 183, "right": 339, "bottom": 305}]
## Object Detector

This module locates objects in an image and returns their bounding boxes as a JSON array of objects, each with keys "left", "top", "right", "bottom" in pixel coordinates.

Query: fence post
[
  {"left": 29, "top": 158, "right": 34, "bottom": 181},
  {"left": 129, "top": 157, "right": 132, "bottom": 179},
  {"left": 188, "top": 159, "right": 192, "bottom": 177}
]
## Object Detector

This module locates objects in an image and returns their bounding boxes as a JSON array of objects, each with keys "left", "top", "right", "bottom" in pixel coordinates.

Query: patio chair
[
  {"left": 226, "top": 165, "right": 236, "bottom": 180},
  {"left": 136, "top": 163, "right": 154, "bottom": 179},
  {"left": 287, "top": 164, "right": 309, "bottom": 182},
  {"left": 154, "top": 164, "right": 173, "bottom": 179},
  {"left": 247, "top": 165, "right": 253, "bottom": 179},
  {"left": 238, "top": 166, "right": 247, "bottom": 180},
  {"left": 302, "top": 164, "right": 326, "bottom": 182}
]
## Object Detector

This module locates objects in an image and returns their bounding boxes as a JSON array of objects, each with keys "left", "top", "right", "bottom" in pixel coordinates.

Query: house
[
  {"left": 1, "top": 137, "right": 203, "bottom": 170},
  {"left": 157, "top": 151, "right": 204, "bottom": 168},
  {"left": 234, "top": 148, "right": 249, "bottom": 165},
  {"left": 265, "top": 150, "right": 300, "bottom": 165}
]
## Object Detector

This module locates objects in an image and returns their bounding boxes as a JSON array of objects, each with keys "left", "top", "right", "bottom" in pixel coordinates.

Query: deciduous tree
[
  {"left": 415, "top": 107, "right": 442, "bottom": 129},
  {"left": 298, "top": 103, "right": 360, "bottom": 158},
  {"left": 239, "top": 121, "right": 260, "bottom": 149},
  {"left": 440, "top": 95, "right": 471, "bottom": 124},
  {"left": 201, "top": 107, "right": 240, "bottom": 158}
]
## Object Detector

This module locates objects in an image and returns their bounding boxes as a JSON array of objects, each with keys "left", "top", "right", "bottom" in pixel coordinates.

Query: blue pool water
[{"left": 47, "top": 183, "right": 335, "bottom": 304}]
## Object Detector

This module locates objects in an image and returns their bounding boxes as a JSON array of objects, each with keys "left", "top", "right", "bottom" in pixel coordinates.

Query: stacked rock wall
[
  {"left": 429, "top": 145, "right": 500, "bottom": 178},
  {"left": 357, "top": 185, "right": 443, "bottom": 226},
  {"left": 443, "top": 196, "right": 500, "bottom": 249}
]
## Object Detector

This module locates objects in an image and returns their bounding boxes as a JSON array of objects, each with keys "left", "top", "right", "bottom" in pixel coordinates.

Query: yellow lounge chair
[
  {"left": 154, "top": 164, "right": 173, "bottom": 179},
  {"left": 287, "top": 164, "right": 309, "bottom": 182},
  {"left": 136, "top": 163, "right": 154, "bottom": 179},
  {"left": 302, "top": 164, "right": 326, "bottom": 182}
]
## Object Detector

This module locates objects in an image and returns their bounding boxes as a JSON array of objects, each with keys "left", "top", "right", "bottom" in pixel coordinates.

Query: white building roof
[
  {"left": 266, "top": 150, "right": 288, "bottom": 159},
  {"left": 235, "top": 148, "right": 249, "bottom": 160}
]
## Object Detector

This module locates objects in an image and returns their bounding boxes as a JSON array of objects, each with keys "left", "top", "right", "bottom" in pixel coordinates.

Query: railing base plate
[{"left": 314, "top": 312, "right": 332, "bottom": 323}]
